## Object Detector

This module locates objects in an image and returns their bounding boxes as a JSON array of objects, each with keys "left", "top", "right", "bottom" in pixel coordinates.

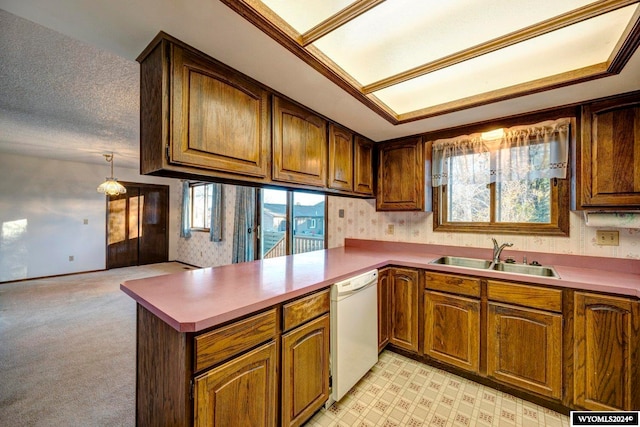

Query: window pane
[
  {"left": 292, "top": 192, "right": 325, "bottom": 254},
  {"left": 191, "top": 185, "right": 206, "bottom": 229},
  {"left": 447, "top": 183, "right": 490, "bottom": 222},
  {"left": 497, "top": 178, "right": 551, "bottom": 223},
  {"left": 261, "top": 188, "right": 287, "bottom": 259}
]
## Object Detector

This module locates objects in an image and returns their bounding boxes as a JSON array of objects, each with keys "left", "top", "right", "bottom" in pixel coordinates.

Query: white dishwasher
[{"left": 330, "top": 269, "right": 379, "bottom": 405}]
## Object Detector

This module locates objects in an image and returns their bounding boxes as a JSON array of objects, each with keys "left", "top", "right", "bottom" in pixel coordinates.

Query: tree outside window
[{"left": 190, "top": 183, "right": 213, "bottom": 230}]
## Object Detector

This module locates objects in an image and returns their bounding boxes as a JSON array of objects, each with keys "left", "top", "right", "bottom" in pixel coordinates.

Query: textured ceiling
[
  {"left": 0, "top": 10, "right": 140, "bottom": 167},
  {"left": 0, "top": 1, "right": 639, "bottom": 170}
]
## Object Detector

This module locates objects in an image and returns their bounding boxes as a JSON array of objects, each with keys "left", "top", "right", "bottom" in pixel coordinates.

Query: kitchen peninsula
[{"left": 122, "top": 239, "right": 640, "bottom": 425}]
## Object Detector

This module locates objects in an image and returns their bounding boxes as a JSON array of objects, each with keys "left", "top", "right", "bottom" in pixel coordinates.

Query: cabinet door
[
  {"left": 377, "top": 137, "right": 424, "bottom": 211},
  {"left": 282, "top": 314, "right": 330, "bottom": 427},
  {"left": 194, "top": 342, "right": 277, "bottom": 427},
  {"left": 378, "top": 268, "right": 391, "bottom": 351},
  {"left": 574, "top": 292, "right": 640, "bottom": 411},
  {"left": 579, "top": 95, "right": 640, "bottom": 207},
  {"left": 389, "top": 268, "right": 419, "bottom": 352},
  {"left": 424, "top": 291, "right": 480, "bottom": 373},
  {"left": 487, "top": 302, "right": 562, "bottom": 399},
  {"left": 354, "top": 135, "right": 374, "bottom": 195},
  {"left": 273, "top": 96, "right": 327, "bottom": 187},
  {"left": 328, "top": 124, "right": 353, "bottom": 191},
  {"left": 170, "top": 45, "right": 270, "bottom": 178}
]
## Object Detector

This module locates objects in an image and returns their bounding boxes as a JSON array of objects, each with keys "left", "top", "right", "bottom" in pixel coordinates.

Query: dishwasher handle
[{"left": 334, "top": 279, "right": 377, "bottom": 298}]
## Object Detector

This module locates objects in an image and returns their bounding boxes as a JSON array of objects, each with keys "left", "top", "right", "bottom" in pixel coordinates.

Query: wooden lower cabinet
[
  {"left": 378, "top": 268, "right": 391, "bottom": 351},
  {"left": 194, "top": 341, "right": 278, "bottom": 427},
  {"left": 424, "top": 291, "right": 480, "bottom": 373},
  {"left": 487, "top": 302, "right": 562, "bottom": 399},
  {"left": 389, "top": 267, "right": 420, "bottom": 352},
  {"left": 574, "top": 292, "right": 640, "bottom": 411},
  {"left": 281, "top": 314, "right": 330, "bottom": 427}
]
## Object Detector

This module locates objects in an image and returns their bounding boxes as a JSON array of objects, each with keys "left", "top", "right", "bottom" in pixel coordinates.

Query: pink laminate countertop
[{"left": 121, "top": 239, "right": 640, "bottom": 333}]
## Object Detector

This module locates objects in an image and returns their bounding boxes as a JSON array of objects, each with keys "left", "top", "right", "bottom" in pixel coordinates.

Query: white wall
[
  {"left": 0, "top": 153, "right": 180, "bottom": 282},
  {"left": 327, "top": 197, "right": 640, "bottom": 259}
]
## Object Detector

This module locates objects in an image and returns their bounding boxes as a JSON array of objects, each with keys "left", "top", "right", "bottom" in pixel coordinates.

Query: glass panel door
[
  {"left": 292, "top": 192, "right": 325, "bottom": 254},
  {"left": 260, "top": 188, "right": 287, "bottom": 259}
]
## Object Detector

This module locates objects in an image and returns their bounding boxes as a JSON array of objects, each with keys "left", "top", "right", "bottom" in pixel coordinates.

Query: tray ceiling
[{"left": 224, "top": 0, "right": 640, "bottom": 123}]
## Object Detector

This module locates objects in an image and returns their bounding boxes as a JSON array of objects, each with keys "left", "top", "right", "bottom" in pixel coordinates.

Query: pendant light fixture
[{"left": 97, "top": 152, "right": 127, "bottom": 196}]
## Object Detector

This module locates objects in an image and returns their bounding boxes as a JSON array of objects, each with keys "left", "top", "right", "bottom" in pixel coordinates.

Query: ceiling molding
[
  {"left": 397, "top": 63, "right": 611, "bottom": 123},
  {"left": 608, "top": 5, "right": 640, "bottom": 72},
  {"left": 362, "top": 0, "right": 640, "bottom": 94},
  {"left": 220, "top": 0, "right": 399, "bottom": 124},
  {"left": 220, "top": 0, "right": 640, "bottom": 125},
  {"left": 300, "top": 0, "right": 386, "bottom": 47}
]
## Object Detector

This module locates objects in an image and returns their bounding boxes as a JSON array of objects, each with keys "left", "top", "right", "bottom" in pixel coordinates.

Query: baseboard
[{"left": 0, "top": 268, "right": 106, "bottom": 285}]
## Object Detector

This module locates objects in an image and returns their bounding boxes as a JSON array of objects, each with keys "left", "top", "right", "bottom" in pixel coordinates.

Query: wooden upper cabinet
[
  {"left": 272, "top": 96, "right": 327, "bottom": 187},
  {"left": 138, "top": 36, "right": 270, "bottom": 180},
  {"left": 578, "top": 93, "right": 640, "bottom": 207},
  {"left": 354, "top": 136, "right": 374, "bottom": 195},
  {"left": 377, "top": 137, "right": 424, "bottom": 211},
  {"left": 328, "top": 124, "right": 354, "bottom": 191},
  {"left": 574, "top": 292, "right": 640, "bottom": 411}
]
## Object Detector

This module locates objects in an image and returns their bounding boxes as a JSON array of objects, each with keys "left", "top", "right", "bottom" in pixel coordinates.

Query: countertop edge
[{"left": 121, "top": 244, "right": 640, "bottom": 333}]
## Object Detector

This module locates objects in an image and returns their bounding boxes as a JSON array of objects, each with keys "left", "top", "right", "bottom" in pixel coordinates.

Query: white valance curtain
[{"left": 431, "top": 118, "right": 571, "bottom": 187}]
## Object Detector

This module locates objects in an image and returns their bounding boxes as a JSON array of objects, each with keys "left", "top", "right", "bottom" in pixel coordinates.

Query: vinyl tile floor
[{"left": 305, "top": 351, "right": 570, "bottom": 427}]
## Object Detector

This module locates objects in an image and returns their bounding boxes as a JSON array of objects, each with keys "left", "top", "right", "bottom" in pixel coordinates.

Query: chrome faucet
[{"left": 491, "top": 238, "right": 513, "bottom": 264}]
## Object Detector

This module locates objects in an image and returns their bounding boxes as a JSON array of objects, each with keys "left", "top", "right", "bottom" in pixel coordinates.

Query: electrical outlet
[
  {"left": 387, "top": 224, "right": 394, "bottom": 235},
  {"left": 69, "top": 256, "right": 74, "bottom": 261},
  {"left": 596, "top": 230, "right": 619, "bottom": 246},
  {"left": 83, "top": 219, "right": 89, "bottom": 225}
]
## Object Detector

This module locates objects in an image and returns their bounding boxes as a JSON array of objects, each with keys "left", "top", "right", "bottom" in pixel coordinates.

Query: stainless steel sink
[
  {"left": 430, "top": 256, "right": 493, "bottom": 270},
  {"left": 492, "top": 262, "right": 559, "bottom": 278},
  {"left": 429, "top": 256, "right": 559, "bottom": 278}
]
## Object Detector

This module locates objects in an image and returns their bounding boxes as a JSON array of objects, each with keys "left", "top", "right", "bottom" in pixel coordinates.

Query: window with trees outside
[
  {"left": 190, "top": 183, "right": 213, "bottom": 231},
  {"left": 432, "top": 118, "right": 572, "bottom": 236}
]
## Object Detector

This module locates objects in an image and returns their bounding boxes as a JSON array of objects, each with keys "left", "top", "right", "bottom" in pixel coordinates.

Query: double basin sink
[{"left": 430, "top": 256, "right": 559, "bottom": 278}]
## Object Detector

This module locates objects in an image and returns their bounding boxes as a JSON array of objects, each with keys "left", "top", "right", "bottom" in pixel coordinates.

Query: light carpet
[{"left": 0, "top": 263, "right": 192, "bottom": 427}]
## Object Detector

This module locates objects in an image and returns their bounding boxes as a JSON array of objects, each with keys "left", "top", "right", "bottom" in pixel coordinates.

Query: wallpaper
[
  {"left": 174, "top": 186, "right": 640, "bottom": 269},
  {"left": 327, "top": 197, "right": 640, "bottom": 259},
  {"left": 175, "top": 184, "right": 236, "bottom": 268}
]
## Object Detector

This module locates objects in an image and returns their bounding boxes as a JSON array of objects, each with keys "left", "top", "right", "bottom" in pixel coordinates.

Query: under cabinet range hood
[{"left": 583, "top": 211, "right": 640, "bottom": 228}]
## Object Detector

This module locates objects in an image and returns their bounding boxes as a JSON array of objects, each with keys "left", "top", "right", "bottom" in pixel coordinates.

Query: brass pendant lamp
[{"left": 97, "top": 152, "right": 127, "bottom": 196}]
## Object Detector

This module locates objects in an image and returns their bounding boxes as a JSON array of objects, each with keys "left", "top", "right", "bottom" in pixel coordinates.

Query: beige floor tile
[{"left": 306, "top": 351, "right": 569, "bottom": 427}]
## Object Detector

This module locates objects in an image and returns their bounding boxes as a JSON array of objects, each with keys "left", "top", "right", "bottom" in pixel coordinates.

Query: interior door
[{"left": 107, "top": 183, "right": 169, "bottom": 269}]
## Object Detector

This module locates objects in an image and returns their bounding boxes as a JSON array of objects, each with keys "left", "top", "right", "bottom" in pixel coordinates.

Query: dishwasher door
[{"left": 330, "top": 276, "right": 378, "bottom": 403}]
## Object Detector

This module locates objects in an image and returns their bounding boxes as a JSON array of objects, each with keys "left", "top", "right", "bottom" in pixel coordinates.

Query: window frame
[
  {"left": 189, "top": 182, "right": 212, "bottom": 232},
  {"left": 429, "top": 112, "right": 575, "bottom": 237}
]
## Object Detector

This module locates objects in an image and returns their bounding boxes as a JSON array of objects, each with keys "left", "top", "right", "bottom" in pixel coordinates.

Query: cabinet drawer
[
  {"left": 425, "top": 271, "right": 481, "bottom": 298},
  {"left": 487, "top": 280, "right": 562, "bottom": 312},
  {"left": 283, "top": 289, "right": 330, "bottom": 332},
  {"left": 194, "top": 308, "right": 278, "bottom": 372}
]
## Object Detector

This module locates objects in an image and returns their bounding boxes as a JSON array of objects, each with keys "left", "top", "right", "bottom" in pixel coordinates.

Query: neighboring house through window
[{"left": 260, "top": 189, "right": 326, "bottom": 259}]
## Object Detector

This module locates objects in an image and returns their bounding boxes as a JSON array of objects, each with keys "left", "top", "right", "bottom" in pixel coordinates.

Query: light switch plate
[{"left": 596, "top": 230, "right": 619, "bottom": 246}]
